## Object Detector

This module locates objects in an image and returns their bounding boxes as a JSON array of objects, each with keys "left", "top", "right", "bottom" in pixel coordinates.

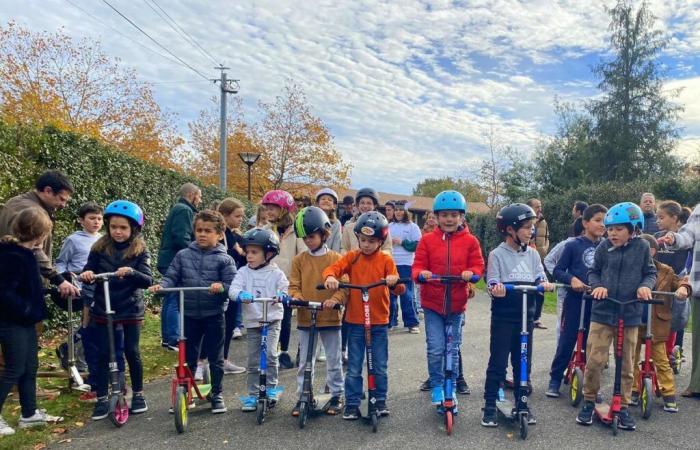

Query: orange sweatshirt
[{"left": 322, "top": 249, "right": 405, "bottom": 325}]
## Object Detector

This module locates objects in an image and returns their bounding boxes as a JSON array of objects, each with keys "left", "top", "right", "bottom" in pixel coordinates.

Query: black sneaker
[
  {"left": 326, "top": 396, "right": 342, "bottom": 415},
  {"left": 545, "top": 379, "right": 561, "bottom": 398},
  {"left": 55, "top": 343, "right": 69, "bottom": 371},
  {"left": 526, "top": 409, "right": 537, "bottom": 425},
  {"left": 376, "top": 400, "right": 390, "bottom": 416},
  {"left": 210, "top": 394, "right": 227, "bottom": 414},
  {"left": 420, "top": 378, "right": 431, "bottom": 392},
  {"left": 130, "top": 393, "right": 148, "bottom": 414},
  {"left": 576, "top": 400, "right": 595, "bottom": 425},
  {"left": 630, "top": 391, "right": 639, "bottom": 406},
  {"left": 617, "top": 408, "right": 636, "bottom": 430},
  {"left": 92, "top": 398, "right": 109, "bottom": 421},
  {"left": 456, "top": 377, "right": 471, "bottom": 395},
  {"left": 279, "top": 352, "right": 294, "bottom": 370},
  {"left": 481, "top": 405, "right": 498, "bottom": 427},
  {"left": 342, "top": 405, "right": 360, "bottom": 420},
  {"left": 161, "top": 342, "right": 179, "bottom": 352}
]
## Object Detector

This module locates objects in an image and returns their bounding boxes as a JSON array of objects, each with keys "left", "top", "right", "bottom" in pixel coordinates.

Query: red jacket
[{"left": 412, "top": 227, "right": 485, "bottom": 315}]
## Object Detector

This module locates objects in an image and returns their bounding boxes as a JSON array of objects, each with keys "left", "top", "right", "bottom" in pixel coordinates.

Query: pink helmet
[{"left": 261, "top": 189, "right": 297, "bottom": 213}]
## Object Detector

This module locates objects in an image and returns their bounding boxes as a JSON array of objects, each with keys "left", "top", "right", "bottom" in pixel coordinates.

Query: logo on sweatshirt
[
  {"left": 508, "top": 261, "right": 533, "bottom": 280},
  {"left": 583, "top": 247, "right": 596, "bottom": 269}
]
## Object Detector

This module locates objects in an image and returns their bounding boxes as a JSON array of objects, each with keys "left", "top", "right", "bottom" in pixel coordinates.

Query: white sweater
[{"left": 228, "top": 263, "right": 289, "bottom": 329}]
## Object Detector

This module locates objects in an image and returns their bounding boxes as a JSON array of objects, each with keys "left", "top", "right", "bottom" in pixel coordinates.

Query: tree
[
  {"left": 0, "top": 22, "right": 182, "bottom": 169},
  {"left": 412, "top": 176, "right": 486, "bottom": 202}
]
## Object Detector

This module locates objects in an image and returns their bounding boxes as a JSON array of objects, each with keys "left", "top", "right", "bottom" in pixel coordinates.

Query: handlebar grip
[
  {"left": 503, "top": 284, "right": 544, "bottom": 293},
  {"left": 469, "top": 275, "right": 481, "bottom": 283},
  {"left": 316, "top": 284, "right": 326, "bottom": 290}
]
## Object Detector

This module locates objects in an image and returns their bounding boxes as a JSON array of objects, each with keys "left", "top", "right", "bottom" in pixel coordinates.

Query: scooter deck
[
  {"left": 594, "top": 403, "right": 611, "bottom": 416},
  {"left": 496, "top": 400, "right": 516, "bottom": 419},
  {"left": 192, "top": 383, "right": 212, "bottom": 398}
]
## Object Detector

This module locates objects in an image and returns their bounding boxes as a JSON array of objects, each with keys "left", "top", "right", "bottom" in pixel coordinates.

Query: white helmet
[{"left": 315, "top": 187, "right": 338, "bottom": 204}]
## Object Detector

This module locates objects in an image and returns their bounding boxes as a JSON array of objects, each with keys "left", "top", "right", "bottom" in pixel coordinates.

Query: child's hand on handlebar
[
  {"left": 675, "top": 285, "right": 690, "bottom": 300},
  {"left": 637, "top": 287, "right": 652, "bottom": 301},
  {"left": 385, "top": 275, "right": 399, "bottom": 287},
  {"left": 148, "top": 285, "right": 162, "bottom": 293},
  {"left": 591, "top": 287, "right": 608, "bottom": 300},
  {"left": 80, "top": 271, "right": 95, "bottom": 283},
  {"left": 461, "top": 271, "right": 474, "bottom": 282},
  {"left": 489, "top": 283, "right": 506, "bottom": 298},
  {"left": 324, "top": 276, "right": 340, "bottom": 290},
  {"left": 209, "top": 283, "right": 224, "bottom": 294},
  {"left": 570, "top": 277, "right": 587, "bottom": 293},
  {"left": 540, "top": 282, "right": 555, "bottom": 292},
  {"left": 323, "top": 299, "right": 339, "bottom": 310},
  {"left": 115, "top": 267, "right": 133, "bottom": 278},
  {"left": 419, "top": 270, "right": 432, "bottom": 281},
  {"left": 657, "top": 232, "right": 675, "bottom": 246}
]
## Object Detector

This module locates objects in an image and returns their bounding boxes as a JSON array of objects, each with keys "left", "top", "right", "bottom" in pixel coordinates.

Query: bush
[{"left": 467, "top": 211, "right": 500, "bottom": 258}]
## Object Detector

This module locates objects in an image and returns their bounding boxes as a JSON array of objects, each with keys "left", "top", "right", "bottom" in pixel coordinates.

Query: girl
[
  {"left": 422, "top": 211, "right": 437, "bottom": 235},
  {"left": 0, "top": 207, "right": 62, "bottom": 435},
  {"left": 384, "top": 201, "right": 396, "bottom": 223},
  {"left": 389, "top": 201, "right": 422, "bottom": 333},
  {"left": 261, "top": 190, "right": 307, "bottom": 370},
  {"left": 80, "top": 200, "right": 152, "bottom": 421},
  {"left": 315, "top": 188, "right": 342, "bottom": 253}
]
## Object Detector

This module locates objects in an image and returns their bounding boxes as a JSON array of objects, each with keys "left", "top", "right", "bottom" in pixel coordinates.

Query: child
[
  {"left": 576, "top": 202, "right": 656, "bottom": 431},
  {"left": 315, "top": 188, "right": 342, "bottom": 253},
  {"left": 482, "top": 203, "right": 553, "bottom": 428},
  {"left": 80, "top": 200, "right": 153, "bottom": 420},
  {"left": 0, "top": 207, "right": 62, "bottom": 435},
  {"left": 413, "top": 191, "right": 484, "bottom": 409},
  {"left": 322, "top": 211, "right": 405, "bottom": 420},
  {"left": 389, "top": 201, "right": 423, "bottom": 333},
  {"left": 546, "top": 204, "right": 607, "bottom": 398},
  {"left": 149, "top": 210, "right": 237, "bottom": 413},
  {"left": 340, "top": 188, "right": 393, "bottom": 254},
  {"left": 228, "top": 228, "right": 288, "bottom": 411},
  {"left": 289, "top": 206, "right": 346, "bottom": 416},
  {"left": 630, "top": 234, "right": 690, "bottom": 412}
]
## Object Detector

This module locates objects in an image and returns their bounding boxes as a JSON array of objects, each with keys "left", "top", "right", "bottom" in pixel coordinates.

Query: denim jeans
[
  {"left": 389, "top": 265, "right": 419, "bottom": 328},
  {"left": 345, "top": 324, "right": 388, "bottom": 407},
  {"left": 161, "top": 292, "right": 180, "bottom": 346},
  {"left": 424, "top": 309, "right": 463, "bottom": 389}
]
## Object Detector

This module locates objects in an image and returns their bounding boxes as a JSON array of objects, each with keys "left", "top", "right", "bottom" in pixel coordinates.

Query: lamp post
[{"left": 239, "top": 152, "right": 261, "bottom": 202}]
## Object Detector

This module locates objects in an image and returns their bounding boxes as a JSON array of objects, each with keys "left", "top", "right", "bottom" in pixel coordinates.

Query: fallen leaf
[
  {"left": 58, "top": 439, "right": 72, "bottom": 444},
  {"left": 34, "top": 444, "right": 47, "bottom": 450},
  {"left": 51, "top": 427, "right": 68, "bottom": 434},
  {"left": 74, "top": 421, "right": 84, "bottom": 427}
]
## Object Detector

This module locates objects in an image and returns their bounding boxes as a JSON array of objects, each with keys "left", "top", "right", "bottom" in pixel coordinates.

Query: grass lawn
[{"left": 1, "top": 311, "right": 173, "bottom": 450}]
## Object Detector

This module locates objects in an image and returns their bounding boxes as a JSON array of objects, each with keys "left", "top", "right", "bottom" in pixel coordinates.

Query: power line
[
  {"left": 101, "top": 0, "right": 211, "bottom": 81},
  {"left": 143, "top": 0, "right": 220, "bottom": 66}
]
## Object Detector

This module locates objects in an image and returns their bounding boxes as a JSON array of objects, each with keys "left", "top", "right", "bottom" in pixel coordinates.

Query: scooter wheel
[
  {"left": 256, "top": 401, "right": 266, "bottom": 425},
  {"left": 519, "top": 414, "right": 528, "bottom": 440},
  {"left": 570, "top": 368, "right": 584, "bottom": 407},
  {"left": 445, "top": 410, "right": 453, "bottom": 436},
  {"left": 109, "top": 394, "right": 129, "bottom": 427},
  {"left": 371, "top": 413, "right": 378, "bottom": 433},
  {"left": 612, "top": 416, "right": 619, "bottom": 436},
  {"left": 641, "top": 378, "right": 653, "bottom": 420},
  {"left": 174, "top": 386, "right": 188, "bottom": 434},
  {"left": 298, "top": 401, "right": 308, "bottom": 429}
]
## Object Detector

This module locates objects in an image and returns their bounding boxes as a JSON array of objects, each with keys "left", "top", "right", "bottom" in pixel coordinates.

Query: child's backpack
[{"left": 671, "top": 297, "right": 690, "bottom": 332}]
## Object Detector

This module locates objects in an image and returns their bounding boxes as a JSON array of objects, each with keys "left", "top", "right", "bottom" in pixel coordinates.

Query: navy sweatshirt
[{"left": 553, "top": 235, "right": 599, "bottom": 313}]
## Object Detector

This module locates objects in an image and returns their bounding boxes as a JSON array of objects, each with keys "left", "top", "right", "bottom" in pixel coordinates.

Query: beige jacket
[
  {"left": 534, "top": 218, "right": 550, "bottom": 259},
  {"left": 264, "top": 224, "right": 307, "bottom": 277}
]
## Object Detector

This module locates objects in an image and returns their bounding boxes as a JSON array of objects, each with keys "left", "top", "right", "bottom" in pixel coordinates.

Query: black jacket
[
  {"left": 0, "top": 242, "right": 47, "bottom": 326},
  {"left": 157, "top": 198, "right": 197, "bottom": 274}
]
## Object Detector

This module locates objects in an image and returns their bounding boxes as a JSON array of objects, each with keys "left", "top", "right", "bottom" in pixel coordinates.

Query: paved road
[{"left": 59, "top": 292, "right": 699, "bottom": 449}]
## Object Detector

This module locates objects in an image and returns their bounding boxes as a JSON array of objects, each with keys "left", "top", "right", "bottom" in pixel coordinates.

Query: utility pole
[{"left": 213, "top": 65, "right": 239, "bottom": 192}]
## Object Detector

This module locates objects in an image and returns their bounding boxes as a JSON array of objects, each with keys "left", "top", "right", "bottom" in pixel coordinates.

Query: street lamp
[{"left": 239, "top": 152, "right": 261, "bottom": 201}]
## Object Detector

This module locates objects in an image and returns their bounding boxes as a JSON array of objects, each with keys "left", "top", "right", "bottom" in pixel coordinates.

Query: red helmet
[{"left": 261, "top": 190, "right": 296, "bottom": 213}]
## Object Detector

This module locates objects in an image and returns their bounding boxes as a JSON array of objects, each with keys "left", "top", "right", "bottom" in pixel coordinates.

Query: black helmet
[
  {"left": 294, "top": 206, "right": 331, "bottom": 238},
  {"left": 353, "top": 211, "right": 389, "bottom": 240},
  {"left": 496, "top": 203, "right": 537, "bottom": 235},
  {"left": 241, "top": 228, "right": 280, "bottom": 258},
  {"left": 355, "top": 187, "right": 379, "bottom": 206}
]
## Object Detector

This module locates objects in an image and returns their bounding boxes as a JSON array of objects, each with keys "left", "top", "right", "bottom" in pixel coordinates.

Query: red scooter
[{"left": 561, "top": 283, "right": 590, "bottom": 407}]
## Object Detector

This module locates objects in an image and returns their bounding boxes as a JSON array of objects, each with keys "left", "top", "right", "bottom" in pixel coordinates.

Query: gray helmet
[{"left": 355, "top": 187, "right": 379, "bottom": 205}]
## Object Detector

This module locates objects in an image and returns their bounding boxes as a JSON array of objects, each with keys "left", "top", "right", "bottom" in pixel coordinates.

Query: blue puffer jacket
[{"left": 160, "top": 242, "right": 236, "bottom": 319}]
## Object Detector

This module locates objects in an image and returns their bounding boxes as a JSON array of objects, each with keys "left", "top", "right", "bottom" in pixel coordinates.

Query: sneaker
[
  {"left": 232, "top": 327, "right": 243, "bottom": 339},
  {"left": 431, "top": 386, "right": 445, "bottom": 405},
  {"left": 211, "top": 394, "right": 227, "bottom": 413},
  {"left": 55, "top": 343, "right": 68, "bottom": 371},
  {"left": 456, "top": 377, "right": 471, "bottom": 395},
  {"left": 342, "top": 405, "right": 360, "bottom": 420},
  {"left": 576, "top": 400, "right": 595, "bottom": 425},
  {"left": 317, "top": 346, "right": 327, "bottom": 362},
  {"left": 194, "top": 362, "right": 205, "bottom": 381},
  {"left": 617, "top": 407, "right": 636, "bottom": 430},
  {"left": 408, "top": 326, "right": 420, "bottom": 334},
  {"left": 326, "top": 396, "right": 342, "bottom": 415},
  {"left": 545, "top": 379, "right": 561, "bottom": 398},
  {"left": 292, "top": 401, "right": 301, "bottom": 417},
  {"left": 241, "top": 396, "right": 257, "bottom": 412},
  {"left": 420, "top": 378, "right": 431, "bottom": 392},
  {"left": 630, "top": 391, "right": 639, "bottom": 406},
  {"left": 130, "top": 393, "right": 148, "bottom": 414},
  {"left": 161, "top": 341, "right": 179, "bottom": 352},
  {"left": 279, "top": 352, "right": 294, "bottom": 370},
  {"left": 18, "top": 409, "right": 63, "bottom": 429},
  {"left": 79, "top": 391, "right": 97, "bottom": 403},
  {"left": 92, "top": 399, "right": 109, "bottom": 421},
  {"left": 0, "top": 417, "right": 14, "bottom": 436},
  {"left": 376, "top": 400, "right": 390, "bottom": 416},
  {"left": 663, "top": 396, "right": 679, "bottom": 413},
  {"left": 223, "top": 360, "right": 246, "bottom": 374},
  {"left": 481, "top": 405, "right": 498, "bottom": 427},
  {"left": 596, "top": 392, "right": 604, "bottom": 404},
  {"left": 504, "top": 376, "right": 514, "bottom": 389}
]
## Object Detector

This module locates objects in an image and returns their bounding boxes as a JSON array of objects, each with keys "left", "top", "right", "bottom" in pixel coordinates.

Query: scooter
[
  {"left": 153, "top": 287, "right": 213, "bottom": 433},
  {"left": 236, "top": 295, "right": 285, "bottom": 425},
  {"left": 417, "top": 274, "right": 480, "bottom": 436},
  {"left": 495, "top": 283, "right": 545, "bottom": 440},
  {"left": 559, "top": 283, "right": 591, "bottom": 407},
  {"left": 318, "top": 278, "right": 410, "bottom": 433},
  {"left": 92, "top": 272, "right": 130, "bottom": 427},
  {"left": 284, "top": 298, "right": 342, "bottom": 429},
  {"left": 583, "top": 294, "right": 663, "bottom": 435}
]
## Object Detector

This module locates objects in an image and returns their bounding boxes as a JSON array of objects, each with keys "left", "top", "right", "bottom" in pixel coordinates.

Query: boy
[
  {"left": 546, "top": 204, "right": 607, "bottom": 397},
  {"left": 631, "top": 234, "right": 690, "bottom": 412},
  {"left": 482, "top": 203, "right": 553, "bottom": 428},
  {"left": 576, "top": 202, "right": 656, "bottom": 431},
  {"left": 150, "top": 210, "right": 236, "bottom": 414},
  {"left": 289, "top": 206, "right": 347, "bottom": 416},
  {"left": 323, "top": 211, "right": 405, "bottom": 420},
  {"left": 412, "top": 191, "right": 484, "bottom": 409}
]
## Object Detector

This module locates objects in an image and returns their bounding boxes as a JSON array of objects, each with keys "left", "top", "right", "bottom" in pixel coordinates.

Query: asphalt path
[{"left": 60, "top": 292, "right": 699, "bottom": 449}]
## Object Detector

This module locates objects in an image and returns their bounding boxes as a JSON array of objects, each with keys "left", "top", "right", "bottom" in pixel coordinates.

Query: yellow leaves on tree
[{"left": 0, "top": 21, "right": 182, "bottom": 169}]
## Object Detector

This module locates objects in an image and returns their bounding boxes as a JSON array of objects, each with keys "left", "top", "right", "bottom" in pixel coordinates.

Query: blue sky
[{"left": 4, "top": 0, "right": 700, "bottom": 195}]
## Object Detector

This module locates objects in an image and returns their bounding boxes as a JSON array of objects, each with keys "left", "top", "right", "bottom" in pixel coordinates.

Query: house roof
[{"left": 337, "top": 188, "right": 491, "bottom": 215}]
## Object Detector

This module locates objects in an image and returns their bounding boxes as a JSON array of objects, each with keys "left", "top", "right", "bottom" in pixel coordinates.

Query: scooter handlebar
[
  {"left": 316, "top": 278, "right": 412, "bottom": 291},
  {"left": 582, "top": 294, "right": 665, "bottom": 305},
  {"left": 151, "top": 287, "right": 212, "bottom": 294},
  {"left": 417, "top": 274, "right": 481, "bottom": 283},
  {"left": 92, "top": 272, "right": 120, "bottom": 282},
  {"left": 284, "top": 299, "right": 342, "bottom": 310},
  {"left": 504, "top": 283, "right": 545, "bottom": 293}
]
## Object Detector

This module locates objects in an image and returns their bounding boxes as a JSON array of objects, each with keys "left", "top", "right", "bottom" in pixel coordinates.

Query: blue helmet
[
  {"left": 604, "top": 202, "right": 644, "bottom": 230},
  {"left": 104, "top": 200, "right": 145, "bottom": 228},
  {"left": 433, "top": 190, "right": 468, "bottom": 214}
]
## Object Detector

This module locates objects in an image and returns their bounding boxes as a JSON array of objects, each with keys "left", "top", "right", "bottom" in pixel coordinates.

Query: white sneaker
[
  {"left": 18, "top": 409, "right": 63, "bottom": 428},
  {"left": 317, "top": 346, "right": 327, "bottom": 362},
  {"left": 223, "top": 360, "right": 246, "bottom": 374},
  {"left": 232, "top": 327, "right": 243, "bottom": 339},
  {"left": 0, "top": 417, "right": 14, "bottom": 436},
  {"left": 194, "top": 363, "right": 205, "bottom": 381}
]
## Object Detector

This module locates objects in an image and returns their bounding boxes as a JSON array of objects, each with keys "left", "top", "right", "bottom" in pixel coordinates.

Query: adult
[
  {"left": 340, "top": 188, "right": 393, "bottom": 254},
  {"left": 0, "top": 170, "right": 79, "bottom": 299},
  {"left": 157, "top": 182, "right": 201, "bottom": 350},
  {"left": 388, "top": 201, "right": 421, "bottom": 333},
  {"left": 527, "top": 198, "right": 549, "bottom": 330},
  {"left": 384, "top": 201, "right": 396, "bottom": 223},
  {"left": 641, "top": 192, "right": 659, "bottom": 234},
  {"left": 339, "top": 195, "right": 355, "bottom": 226},
  {"left": 568, "top": 201, "right": 588, "bottom": 237}
]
